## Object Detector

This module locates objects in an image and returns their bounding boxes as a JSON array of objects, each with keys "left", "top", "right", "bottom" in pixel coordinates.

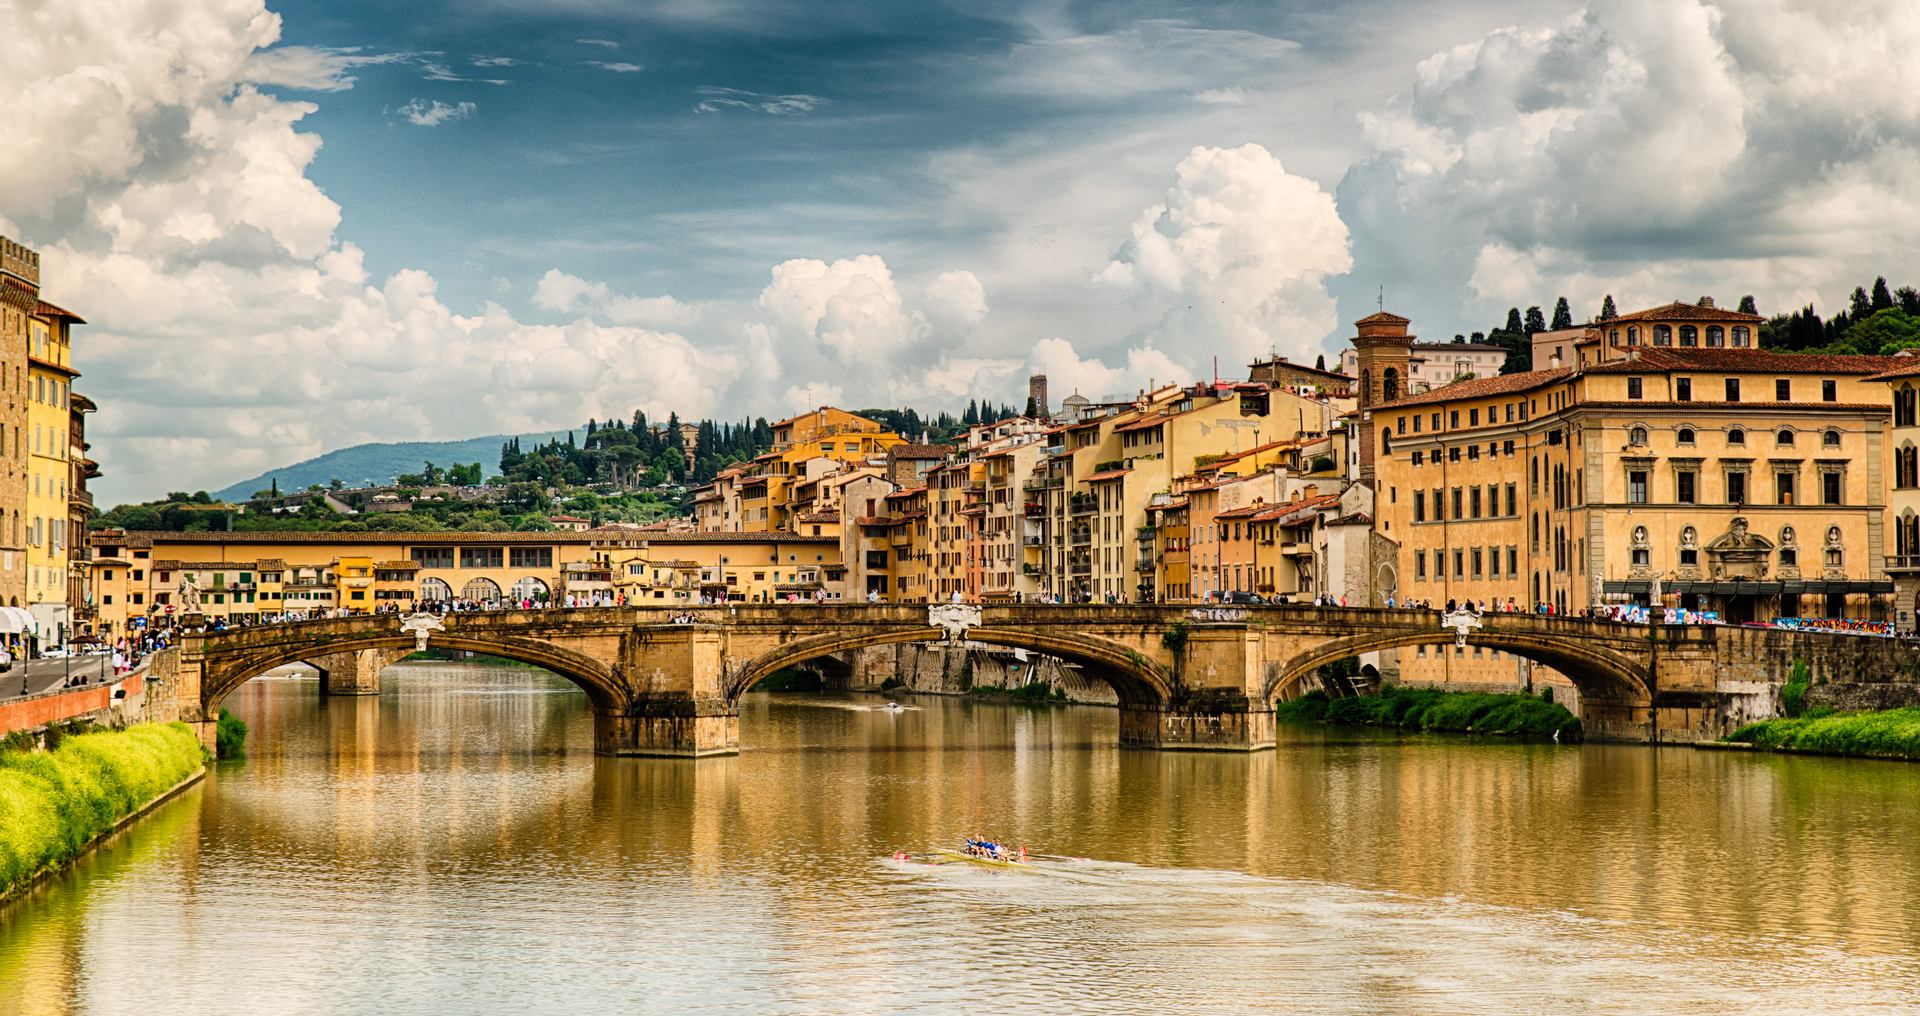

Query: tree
[
  {"left": 1851, "top": 286, "right": 1873, "bottom": 320},
  {"left": 1872, "top": 276, "right": 1895, "bottom": 312},
  {"left": 1842, "top": 308, "right": 1920, "bottom": 355},
  {"left": 1024, "top": 395, "right": 1038, "bottom": 417},
  {"left": 1551, "top": 297, "right": 1573, "bottom": 330},
  {"left": 328, "top": 478, "right": 344, "bottom": 491},
  {"left": 1697, "top": 295, "right": 1714, "bottom": 307},
  {"left": 1599, "top": 295, "right": 1617, "bottom": 321},
  {"left": 1738, "top": 294, "right": 1758, "bottom": 315},
  {"left": 1314, "top": 353, "right": 1326, "bottom": 371},
  {"left": 1899, "top": 287, "right": 1920, "bottom": 317},
  {"left": 1524, "top": 306, "right": 1546, "bottom": 334},
  {"left": 1453, "top": 334, "right": 1465, "bottom": 344},
  {"left": 1504, "top": 307, "right": 1523, "bottom": 334}
]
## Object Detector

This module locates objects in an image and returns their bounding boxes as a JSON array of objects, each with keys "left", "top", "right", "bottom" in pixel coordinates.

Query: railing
[
  {"left": 1069, "top": 528, "right": 1092, "bottom": 545},
  {"left": 1070, "top": 499, "right": 1097, "bottom": 516},
  {"left": 1023, "top": 502, "right": 1045, "bottom": 517},
  {"left": 1023, "top": 535, "right": 1042, "bottom": 546},
  {"left": 1888, "top": 555, "right": 1920, "bottom": 571},
  {"left": 1068, "top": 562, "right": 1092, "bottom": 576}
]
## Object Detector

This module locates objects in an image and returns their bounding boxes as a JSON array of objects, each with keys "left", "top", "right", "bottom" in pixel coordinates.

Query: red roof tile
[
  {"left": 1373, "top": 367, "right": 1576, "bottom": 410},
  {"left": 1583, "top": 348, "right": 1907, "bottom": 375},
  {"left": 1606, "top": 301, "right": 1762, "bottom": 324},
  {"left": 1083, "top": 468, "right": 1132, "bottom": 482}
]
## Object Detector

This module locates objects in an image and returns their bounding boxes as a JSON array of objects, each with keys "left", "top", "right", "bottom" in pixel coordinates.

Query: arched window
[
  {"left": 1900, "top": 511, "right": 1920, "bottom": 563},
  {"left": 1360, "top": 368, "right": 1372, "bottom": 407},
  {"left": 1653, "top": 325, "right": 1672, "bottom": 346},
  {"left": 1679, "top": 325, "right": 1698, "bottom": 346},
  {"left": 1382, "top": 367, "right": 1400, "bottom": 401},
  {"left": 1898, "top": 385, "right": 1917, "bottom": 428},
  {"left": 1823, "top": 429, "right": 1841, "bottom": 448},
  {"left": 1898, "top": 443, "right": 1919, "bottom": 489},
  {"left": 1727, "top": 428, "right": 1745, "bottom": 446},
  {"left": 1629, "top": 426, "right": 1648, "bottom": 445},
  {"left": 1776, "top": 428, "right": 1795, "bottom": 446},
  {"left": 1609, "top": 329, "right": 1620, "bottom": 345},
  {"left": 510, "top": 576, "right": 550, "bottom": 603},
  {"left": 1707, "top": 325, "right": 1725, "bottom": 347},
  {"left": 1732, "top": 326, "right": 1750, "bottom": 347},
  {"left": 420, "top": 577, "right": 453, "bottom": 602},
  {"left": 1627, "top": 326, "right": 1639, "bottom": 346},
  {"left": 1677, "top": 427, "right": 1696, "bottom": 445},
  {"left": 1381, "top": 428, "right": 1392, "bottom": 454}
]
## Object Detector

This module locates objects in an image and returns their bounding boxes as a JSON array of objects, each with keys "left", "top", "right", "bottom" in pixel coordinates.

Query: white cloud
[
  {"left": 397, "top": 98, "right": 477, "bottom": 126},
  {"left": 244, "top": 46, "right": 408, "bottom": 92},
  {"left": 471, "top": 55, "right": 518, "bottom": 68},
  {"left": 575, "top": 38, "right": 620, "bottom": 48},
  {"left": 1341, "top": 0, "right": 1920, "bottom": 325},
  {"left": 694, "top": 86, "right": 825, "bottom": 115},
  {"left": 587, "top": 61, "right": 644, "bottom": 73},
  {"left": 1098, "top": 143, "right": 1352, "bottom": 367},
  {"left": 990, "top": 21, "right": 1300, "bottom": 102}
]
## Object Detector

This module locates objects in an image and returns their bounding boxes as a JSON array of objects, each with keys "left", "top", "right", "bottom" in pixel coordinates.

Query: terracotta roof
[
  {"left": 889, "top": 443, "right": 950, "bottom": 459},
  {"left": 797, "top": 511, "right": 839, "bottom": 523},
  {"left": 1247, "top": 356, "right": 1355, "bottom": 382},
  {"left": 34, "top": 300, "right": 85, "bottom": 324},
  {"left": 106, "top": 530, "right": 836, "bottom": 546},
  {"left": 1083, "top": 468, "right": 1132, "bottom": 482},
  {"left": 1253, "top": 493, "right": 1340, "bottom": 523},
  {"left": 1146, "top": 498, "right": 1189, "bottom": 512},
  {"left": 374, "top": 560, "right": 420, "bottom": 570},
  {"left": 1866, "top": 359, "right": 1920, "bottom": 382},
  {"left": 885, "top": 486, "right": 926, "bottom": 500},
  {"left": 1575, "top": 401, "right": 1887, "bottom": 413},
  {"left": 1583, "top": 348, "right": 1907, "bottom": 375},
  {"left": 1606, "top": 301, "right": 1763, "bottom": 324},
  {"left": 1356, "top": 311, "right": 1411, "bottom": 325},
  {"left": 854, "top": 515, "right": 905, "bottom": 528},
  {"left": 1373, "top": 367, "right": 1576, "bottom": 410}
]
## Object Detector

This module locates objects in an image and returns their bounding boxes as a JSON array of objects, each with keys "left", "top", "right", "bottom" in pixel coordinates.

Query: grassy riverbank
[
  {"left": 1726, "top": 708, "right": 1920, "bottom": 760},
  {"left": 1278, "top": 687, "right": 1581, "bottom": 741},
  {"left": 0, "top": 722, "right": 206, "bottom": 898},
  {"left": 967, "top": 681, "right": 1067, "bottom": 703}
]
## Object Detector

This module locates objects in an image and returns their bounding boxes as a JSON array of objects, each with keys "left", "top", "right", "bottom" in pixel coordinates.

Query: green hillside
[{"left": 212, "top": 431, "right": 568, "bottom": 502}]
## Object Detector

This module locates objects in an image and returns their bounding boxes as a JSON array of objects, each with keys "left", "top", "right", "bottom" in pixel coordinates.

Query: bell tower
[{"left": 1351, "top": 311, "right": 1415, "bottom": 483}]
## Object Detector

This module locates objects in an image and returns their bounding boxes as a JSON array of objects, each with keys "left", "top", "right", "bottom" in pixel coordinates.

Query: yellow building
[
  {"left": 1873, "top": 361, "right": 1920, "bottom": 631},
  {"left": 86, "top": 530, "right": 846, "bottom": 633},
  {"left": 26, "top": 300, "right": 80, "bottom": 638},
  {"left": 0, "top": 238, "right": 41, "bottom": 618}
]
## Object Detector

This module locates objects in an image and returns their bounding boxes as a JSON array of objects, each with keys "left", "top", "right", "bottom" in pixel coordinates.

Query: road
[{"left": 0, "top": 654, "right": 115, "bottom": 702}]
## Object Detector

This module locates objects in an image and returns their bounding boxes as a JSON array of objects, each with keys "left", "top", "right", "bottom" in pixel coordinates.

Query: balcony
[
  {"left": 1069, "top": 562, "right": 1092, "bottom": 577},
  {"left": 1889, "top": 554, "right": 1920, "bottom": 572},
  {"left": 1070, "top": 498, "right": 1097, "bottom": 516},
  {"left": 1024, "top": 501, "right": 1045, "bottom": 518},
  {"left": 1023, "top": 535, "right": 1043, "bottom": 546},
  {"left": 1280, "top": 541, "right": 1311, "bottom": 556},
  {"left": 1069, "top": 527, "right": 1092, "bottom": 546}
]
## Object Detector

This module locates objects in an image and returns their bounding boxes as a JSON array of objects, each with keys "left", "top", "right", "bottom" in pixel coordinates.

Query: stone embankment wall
[
  {"left": 0, "top": 670, "right": 153, "bottom": 739},
  {"left": 849, "top": 643, "right": 1119, "bottom": 705}
]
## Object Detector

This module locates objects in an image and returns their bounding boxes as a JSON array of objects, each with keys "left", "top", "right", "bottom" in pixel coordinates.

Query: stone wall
[{"left": 849, "top": 643, "right": 1119, "bottom": 705}]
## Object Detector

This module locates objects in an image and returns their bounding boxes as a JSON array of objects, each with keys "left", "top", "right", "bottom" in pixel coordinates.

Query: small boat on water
[{"left": 932, "top": 847, "right": 1031, "bottom": 869}]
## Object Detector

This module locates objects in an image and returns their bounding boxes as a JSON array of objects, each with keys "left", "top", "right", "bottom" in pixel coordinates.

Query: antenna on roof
[{"left": 1377, "top": 284, "right": 1385, "bottom": 312}]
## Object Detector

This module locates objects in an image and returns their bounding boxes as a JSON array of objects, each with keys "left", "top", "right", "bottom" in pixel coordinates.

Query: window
[
  {"left": 1628, "top": 377, "right": 1643, "bottom": 399},
  {"left": 1733, "top": 326, "right": 1750, "bottom": 347},
  {"left": 1414, "top": 491, "right": 1426, "bottom": 522},
  {"left": 1629, "top": 426, "right": 1648, "bottom": 445},
  {"left": 1653, "top": 325, "right": 1671, "bottom": 346},
  {"left": 1823, "top": 429, "right": 1841, "bottom": 448},
  {"left": 509, "top": 547, "right": 553, "bottom": 569},
  {"left": 1677, "top": 427, "right": 1695, "bottom": 445},
  {"left": 411, "top": 547, "right": 454, "bottom": 569},
  {"left": 1451, "top": 487, "right": 1463, "bottom": 519},
  {"left": 1679, "top": 527, "right": 1699, "bottom": 567},
  {"left": 1631, "top": 526, "right": 1650, "bottom": 568},
  {"left": 1627, "top": 326, "right": 1639, "bottom": 346},
  {"left": 1450, "top": 411, "right": 1460, "bottom": 428},
  {"left": 1724, "top": 378, "right": 1740, "bottom": 401},
  {"left": 1506, "top": 546, "right": 1518, "bottom": 575},
  {"left": 1453, "top": 549, "right": 1464, "bottom": 579},
  {"left": 1680, "top": 325, "right": 1698, "bottom": 346},
  {"left": 1470, "top": 486, "right": 1483, "bottom": 518},
  {"left": 1823, "top": 471, "right": 1842, "bottom": 506},
  {"left": 1897, "top": 445, "right": 1918, "bottom": 489},
  {"left": 460, "top": 546, "right": 504, "bottom": 569},
  {"left": 1727, "top": 428, "right": 1746, "bottom": 446},
  {"left": 1628, "top": 470, "right": 1648, "bottom": 504},
  {"left": 1707, "top": 326, "right": 1725, "bottom": 347},
  {"left": 1775, "top": 378, "right": 1791, "bottom": 401},
  {"left": 1504, "top": 483, "right": 1516, "bottom": 516},
  {"left": 1676, "top": 470, "right": 1696, "bottom": 504},
  {"left": 1824, "top": 379, "right": 1838, "bottom": 403},
  {"left": 1776, "top": 470, "right": 1796, "bottom": 505},
  {"left": 1414, "top": 551, "right": 1427, "bottom": 580},
  {"left": 1727, "top": 470, "right": 1748, "bottom": 504},
  {"left": 1470, "top": 408, "right": 1479, "bottom": 426},
  {"left": 1677, "top": 378, "right": 1692, "bottom": 401}
]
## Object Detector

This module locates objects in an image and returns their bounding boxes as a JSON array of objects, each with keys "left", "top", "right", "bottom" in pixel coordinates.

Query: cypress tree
[
  {"left": 1851, "top": 286, "right": 1873, "bottom": 320},
  {"left": 1599, "top": 295, "right": 1617, "bottom": 321},
  {"left": 1872, "top": 276, "right": 1895, "bottom": 311},
  {"left": 1551, "top": 297, "right": 1573, "bottom": 330},
  {"left": 1505, "top": 307, "right": 1523, "bottom": 334},
  {"left": 1524, "top": 306, "right": 1546, "bottom": 334},
  {"left": 1738, "top": 294, "right": 1758, "bottom": 315},
  {"left": 1314, "top": 353, "right": 1326, "bottom": 370}
]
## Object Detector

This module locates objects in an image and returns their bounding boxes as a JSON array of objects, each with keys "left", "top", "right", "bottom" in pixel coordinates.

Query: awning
[
  {"left": 1658, "top": 579, "right": 1894, "bottom": 596},
  {"left": 0, "top": 607, "right": 39, "bottom": 633}
]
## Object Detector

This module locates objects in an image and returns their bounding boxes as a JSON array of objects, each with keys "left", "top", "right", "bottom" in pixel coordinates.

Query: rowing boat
[{"left": 932, "top": 847, "right": 1033, "bottom": 869}]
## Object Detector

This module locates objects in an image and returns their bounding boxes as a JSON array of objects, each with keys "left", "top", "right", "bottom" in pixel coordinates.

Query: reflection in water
[{"left": 3, "top": 663, "right": 1919, "bottom": 1014}]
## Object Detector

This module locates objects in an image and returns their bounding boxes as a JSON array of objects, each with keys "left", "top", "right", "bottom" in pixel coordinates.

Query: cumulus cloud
[
  {"left": 1098, "top": 143, "right": 1352, "bottom": 367},
  {"left": 397, "top": 98, "right": 476, "bottom": 126},
  {"left": 587, "top": 61, "right": 644, "bottom": 73},
  {"left": 1340, "top": 0, "right": 1920, "bottom": 323},
  {"left": 575, "top": 38, "right": 620, "bottom": 48}
]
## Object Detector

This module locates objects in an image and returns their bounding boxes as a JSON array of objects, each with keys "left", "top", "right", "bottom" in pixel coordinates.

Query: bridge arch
[
  {"left": 198, "top": 630, "right": 628, "bottom": 715},
  {"left": 1267, "top": 628, "right": 1650, "bottom": 707},
  {"left": 730, "top": 625, "right": 1173, "bottom": 708}
]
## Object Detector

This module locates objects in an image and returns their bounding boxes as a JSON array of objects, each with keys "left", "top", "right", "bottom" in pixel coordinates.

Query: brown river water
[{"left": 3, "top": 661, "right": 1920, "bottom": 1014}]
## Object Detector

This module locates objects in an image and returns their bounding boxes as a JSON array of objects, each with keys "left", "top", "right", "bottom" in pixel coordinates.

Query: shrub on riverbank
[
  {"left": 215, "top": 708, "right": 248, "bottom": 758},
  {"left": 0, "top": 722, "right": 205, "bottom": 897},
  {"left": 1726, "top": 708, "right": 1920, "bottom": 759},
  {"left": 1277, "top": 686, "right": 1581, "bottom": 741}
]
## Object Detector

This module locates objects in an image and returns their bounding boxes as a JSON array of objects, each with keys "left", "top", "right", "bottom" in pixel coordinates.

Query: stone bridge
[{"left": 146, "top": 604, "right": 1920, "bottom": 756}]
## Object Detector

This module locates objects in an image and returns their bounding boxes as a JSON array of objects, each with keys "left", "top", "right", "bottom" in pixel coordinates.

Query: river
[{"left": 4, "top": 662, "right": 1919, "bottom": 1014}]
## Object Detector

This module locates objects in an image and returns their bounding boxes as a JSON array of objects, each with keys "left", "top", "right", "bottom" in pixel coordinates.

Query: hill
[{"left": 212, "top": 431, "right": 569, "bottom": 502}]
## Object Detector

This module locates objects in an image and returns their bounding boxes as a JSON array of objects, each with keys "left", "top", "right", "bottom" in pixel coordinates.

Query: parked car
[{"left": 1223, "top": 591, "right": 1266, "bottom": 605}]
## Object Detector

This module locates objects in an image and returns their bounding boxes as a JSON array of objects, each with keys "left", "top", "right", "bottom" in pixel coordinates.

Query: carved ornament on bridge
[
  {"left": 928, "top": 603, "right": 982, "bottom": 641},
  {"left": 1439, "top": 608, "right": 1481, "bottom": 648},
  {"left": 400, "top": 612, "right": 447, "bottom": 652}
]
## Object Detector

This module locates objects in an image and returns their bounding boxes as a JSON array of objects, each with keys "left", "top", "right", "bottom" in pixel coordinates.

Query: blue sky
[{"left": 4, "top": 0, "right": 1916, "bottom": 502}]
